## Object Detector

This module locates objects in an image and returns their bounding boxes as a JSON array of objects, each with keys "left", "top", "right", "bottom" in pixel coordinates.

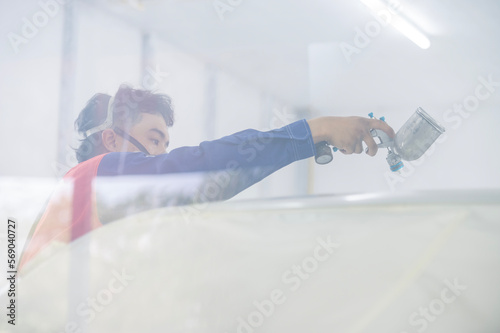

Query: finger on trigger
[
  {"left": 363, "top": 133, "right": 378, "bottom": 156},
  {"left": 369, "top": 118, "right": 396, "bottom": 138}
]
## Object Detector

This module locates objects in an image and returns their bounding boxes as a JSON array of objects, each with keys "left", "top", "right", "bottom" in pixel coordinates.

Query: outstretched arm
[
  {"left": 97, "top": 119, "right": 315, "bottom": 176},
  {"left": 97, "top": 116, "right": 397, "bottom": 177}
]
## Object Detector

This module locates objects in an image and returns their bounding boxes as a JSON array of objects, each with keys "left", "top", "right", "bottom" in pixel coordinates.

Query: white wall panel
[{"left": 0, "top": 0, "right": 62, "bottom": 177}]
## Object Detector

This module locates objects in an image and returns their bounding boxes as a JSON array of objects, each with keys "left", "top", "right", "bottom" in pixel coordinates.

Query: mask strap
[
  {"left": 85, "top": 95, "right": 115, "bottom": 138},
  {"left": 113, "top": 127, "right": 151, "bottom": 156},
  {"left": 83, "top": 93, "right": 151, "bottom": 155}
]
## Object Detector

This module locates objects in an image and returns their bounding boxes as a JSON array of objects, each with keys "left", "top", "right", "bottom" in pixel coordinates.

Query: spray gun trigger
[{"left": 370, "top": 128, "right": 394, "bottom": 149}]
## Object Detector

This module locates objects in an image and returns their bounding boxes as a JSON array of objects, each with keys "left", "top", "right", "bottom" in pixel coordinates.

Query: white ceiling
[{"left": 85, "top": 0, "right": 500, "bottom": 111}]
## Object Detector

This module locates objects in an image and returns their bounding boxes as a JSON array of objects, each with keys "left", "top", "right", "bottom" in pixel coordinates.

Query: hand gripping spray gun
[{"left": 314, "top": 107, "right": 446, "bottom": 172}]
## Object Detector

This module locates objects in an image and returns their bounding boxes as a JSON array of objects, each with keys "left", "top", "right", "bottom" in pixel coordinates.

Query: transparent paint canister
[{"left": 394, "top": 107, "right": 446, "bottom": 161}]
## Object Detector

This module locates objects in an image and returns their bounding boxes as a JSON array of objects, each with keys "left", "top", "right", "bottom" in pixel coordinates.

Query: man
[{"left": 18, "top": 84, "right": 395, "bottom": 273}]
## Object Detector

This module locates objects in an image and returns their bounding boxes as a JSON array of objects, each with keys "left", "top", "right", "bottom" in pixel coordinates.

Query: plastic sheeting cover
[{"left": 3, "top": 190, "right": 500, "bottom": 333}]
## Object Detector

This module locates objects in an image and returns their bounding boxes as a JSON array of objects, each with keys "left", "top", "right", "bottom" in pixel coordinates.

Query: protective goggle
[{"left": 84, "top": 94, "right": 151, "bottom": 155}]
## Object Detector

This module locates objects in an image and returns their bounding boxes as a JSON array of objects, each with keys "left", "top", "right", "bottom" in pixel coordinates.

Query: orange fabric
[{"left": 19, "top": 154, "right": 107, "bottom": 272}]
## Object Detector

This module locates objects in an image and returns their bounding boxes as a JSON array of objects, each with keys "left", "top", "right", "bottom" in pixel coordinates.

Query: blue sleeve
[
  {"left": 97, "top": 119, "right": 316, "bottom": 197},
  {"left": 98, "top": 119, "right": 316, "bottom": 175}
]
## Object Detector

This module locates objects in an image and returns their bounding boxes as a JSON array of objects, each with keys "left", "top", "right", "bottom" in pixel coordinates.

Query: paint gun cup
[{"left": 394, "top": 107, "right": 446, "bottom": 161}]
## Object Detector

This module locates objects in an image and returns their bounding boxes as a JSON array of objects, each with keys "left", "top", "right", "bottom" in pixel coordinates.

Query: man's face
[{"left": 115, "top": 113, "right": 170, "bottom": 155}]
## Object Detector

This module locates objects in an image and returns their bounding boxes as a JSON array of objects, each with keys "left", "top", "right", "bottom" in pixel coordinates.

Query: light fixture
[{"left": 360, "top": 0, "right": 431, "bottom": 49}]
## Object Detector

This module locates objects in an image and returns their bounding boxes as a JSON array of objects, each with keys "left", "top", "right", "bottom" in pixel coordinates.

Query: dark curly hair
[{"left": 73, "top": 84, "right": 175, "bottom": 162}]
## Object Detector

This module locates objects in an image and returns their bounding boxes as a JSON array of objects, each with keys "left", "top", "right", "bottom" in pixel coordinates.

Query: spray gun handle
[
  {"left": 370, "top": 129, "right": 394, "bottom": 148},
  {"left": 314, "top": 141, "right": 333, "bottom": 164},
  {"left": 369, "top": 112, "right": 404, "bottom": 172},
  {"left": 368, "top": 113, "right": 394, "bottom": 149}
]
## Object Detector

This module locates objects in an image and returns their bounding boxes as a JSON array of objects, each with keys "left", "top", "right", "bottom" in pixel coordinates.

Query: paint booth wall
[{"left": 1, "top": 0, "right": 499, "bottom": 197}]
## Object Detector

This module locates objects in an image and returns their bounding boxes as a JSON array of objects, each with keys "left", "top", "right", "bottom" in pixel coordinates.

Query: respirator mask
[{"left": 84, "top": 94, "right": 151, "bottom": 156}]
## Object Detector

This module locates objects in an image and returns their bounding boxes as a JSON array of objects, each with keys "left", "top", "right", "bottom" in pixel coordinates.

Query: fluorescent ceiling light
[{"left": 360, "top": 0, "right": 431, "bottom": 49}]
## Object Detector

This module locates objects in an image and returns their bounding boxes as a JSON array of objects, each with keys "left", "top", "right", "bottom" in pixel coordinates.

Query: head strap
[
  {"left": 84, "top": 95, "right": 115, "bottom": 138},
  {"left": 83, "top": 93, "right": 151, "bottom": 155}
]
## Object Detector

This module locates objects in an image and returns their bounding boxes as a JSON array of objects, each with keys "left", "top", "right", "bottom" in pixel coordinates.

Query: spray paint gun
[{"left": 314, "top": 107, "right": 446, "bottom": 172}]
